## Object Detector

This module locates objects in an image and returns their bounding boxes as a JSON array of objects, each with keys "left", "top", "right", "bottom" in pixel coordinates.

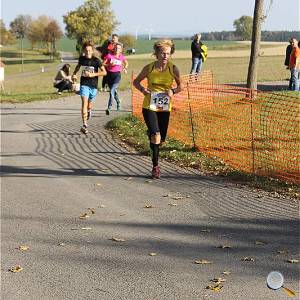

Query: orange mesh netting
[{"left": 131, "top": 71, "right": 300, "bottom": 184}]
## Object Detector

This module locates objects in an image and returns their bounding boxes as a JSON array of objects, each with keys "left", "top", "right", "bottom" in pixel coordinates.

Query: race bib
[
  {"left": 149, "top": 92, "right": 171, "bottom": 111},
  {"left": 82, "top": 66, "right": 95, "bottom": 76},
  {"left": 110, "top": 58, "right": 122, "bottom": 66}
]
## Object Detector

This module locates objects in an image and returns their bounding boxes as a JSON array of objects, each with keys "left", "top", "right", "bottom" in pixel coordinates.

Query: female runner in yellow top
[{"left": 133, "top": 39, "right": 183, "bottom": 179}]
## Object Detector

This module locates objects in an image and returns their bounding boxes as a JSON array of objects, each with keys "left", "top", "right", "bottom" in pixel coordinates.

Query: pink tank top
[{"left": 106, "top": 54, "right": 125, "bottom": 72}]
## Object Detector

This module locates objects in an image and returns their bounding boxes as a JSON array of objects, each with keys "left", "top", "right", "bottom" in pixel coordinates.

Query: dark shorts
[{"left": 142, "top": 108, "right": 170, "bottom": 142}]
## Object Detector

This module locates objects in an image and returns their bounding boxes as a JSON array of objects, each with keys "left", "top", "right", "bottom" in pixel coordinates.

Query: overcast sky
[{"left": 1, "top": 0, "right": 299, "bottom": 35}]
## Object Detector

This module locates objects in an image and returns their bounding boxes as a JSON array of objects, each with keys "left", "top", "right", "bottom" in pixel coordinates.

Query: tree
[
  {"left": 246, "top": 0, "right": 265, "bottom": 90},
  {"left": 0, "top": 20, "right": 15, "bottom": 45},
  {"left": 44, "top": 20, "right": 63, "bottom": 59},
  {"left": 27, "top": 15, "right": 52, "bottom": 49},
  {"left": 10, "top": 15, "right": 32, "bottom": 71},
  {"left": 233, "top": 15, "right": 253, "bottom": 40},
  {"left": 63, "top": 0, "right": 119, "bottom": 52},
  {"left": 119, "top": 34, "right": 135, "bottom": 50}
]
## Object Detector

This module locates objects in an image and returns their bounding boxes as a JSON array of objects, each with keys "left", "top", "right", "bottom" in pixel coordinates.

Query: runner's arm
[
  {"left": 133, "top": 65, "right": 151, "bottom": 95},
  {"left": 167, "top": 65, "right": 183, "bottom": 97}
]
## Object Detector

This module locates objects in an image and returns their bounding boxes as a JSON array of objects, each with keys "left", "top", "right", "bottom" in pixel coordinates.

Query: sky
[{"left": 1, "top": 0, "right": 300, "bottom": 36}]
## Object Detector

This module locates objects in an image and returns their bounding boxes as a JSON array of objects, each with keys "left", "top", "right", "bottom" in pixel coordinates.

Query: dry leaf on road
[
  {"left": 211, "top": 278, "right": 226, "bottom": 284},
  {"left": 79, "top": 213, "right": 90, "bottom": 219},
  {"left": 88, "top": 208, "right": 96, "bottom": 214},
  {"left": 9, "top": 265, "right": 23, "bottom": 273},
  {"left": 222, "top": 271, "right": 231, "bottom": 275},
  {"left": 18, "top": 245, "right": 29, "bottom": 251},
  {"left": 148, "top": 252, "right": 157, "bottom": 256},
  {"left": 110, "top": 237, "right": 125, "bottom": 242},
  {"left": 242, "top": 257, "right": 255, "bottom": 262},
  {"left": 194, "top": 260, "right": 212, "bottom": 264},
  {"left": 81, "top": 227, "right": 92, "bottom": 230},
  {"left": 144, "top": 205, "right": 154, "bottom": 208},
  {"left": 287, "top": 259, "right": 299, "bottom": 263},
  {"left": 282, "top": 287, "right": 296, "bottom": 297},
  {"left": 217, "top": 245, "right": 232, "bottom": 249},
  {"left": 255, "top": 241, "right": 267, "bottom": 245},
  {"left": 277, "top": 250, "right": 289, "bottom": 254},
  {"left": 206, "top": 284, "right": 223, "bottom": 292},
  {"left": 168, "top": 203, "right": 178, "bottom": 206}
]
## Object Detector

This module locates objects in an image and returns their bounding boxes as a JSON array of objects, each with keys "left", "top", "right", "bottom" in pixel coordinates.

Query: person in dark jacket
[
  {"left": 285, "top": 38, "right": 293, "bottom": 89},
  {"left": 190, "top": 33, "right": 207, "bottom": 75}
]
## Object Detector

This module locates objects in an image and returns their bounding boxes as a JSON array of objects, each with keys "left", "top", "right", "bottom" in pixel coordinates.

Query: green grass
[{"left": 106, "top": 114, "right": 300, "bottom": 199}]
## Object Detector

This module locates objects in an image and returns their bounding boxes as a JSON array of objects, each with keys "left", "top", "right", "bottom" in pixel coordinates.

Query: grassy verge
[{"left": 106, "top": 114, "right": 300, "bottom": 200}]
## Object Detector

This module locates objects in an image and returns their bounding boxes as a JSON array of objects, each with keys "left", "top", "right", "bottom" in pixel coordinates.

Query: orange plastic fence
[{"left": 131, "top": 71, "right": 300, "bottom": 184}]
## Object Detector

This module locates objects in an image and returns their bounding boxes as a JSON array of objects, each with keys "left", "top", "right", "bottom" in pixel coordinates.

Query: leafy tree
[
  {"left": 63, "top": 0, "right": 119, "bottom": 52},
  {"left": 233, "top": 15, "right": 253, "bottom": 40},
  {"left": 27, "top": 15, "right": 52, "bottom": 48},
  {"left": 9, "top": 15, "right": 32, "bottom": 39},
  {"left": 44, "top": 20, "right": 63, "bottom": 55},
  {"left": 0, "top": 20, "right": 15, "bottom": 45},
  {"left": 119, "top": 34, "right": 135, "bottom": 50},
  {"left": 10, "top": 15, "right": 32, "bottom": 71}
]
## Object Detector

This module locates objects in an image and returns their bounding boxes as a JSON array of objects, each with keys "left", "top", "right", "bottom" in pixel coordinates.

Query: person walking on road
[
  {"left": 190, "top": 33, "right": 207, "bottom": 75},
  {"left": 103, "top": 43, "right": 128, "bottom": 115},
  {"left": 289, "top": 38, "right": 300, "bottom": 92},
  {"left": 133, "top": 39, "right": 183, "bottom": 179},
  {"left": 72, "top": 41, "right": 106, "bottom": 134}
]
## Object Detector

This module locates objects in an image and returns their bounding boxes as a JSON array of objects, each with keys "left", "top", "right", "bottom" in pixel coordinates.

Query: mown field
[{"left": 0, "top": 38, "right": 292, "bottom": 102}]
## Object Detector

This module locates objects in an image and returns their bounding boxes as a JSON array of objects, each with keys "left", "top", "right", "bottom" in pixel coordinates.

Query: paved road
[{"left": 1, "top": 91, "right": 299, "bottom": 300}]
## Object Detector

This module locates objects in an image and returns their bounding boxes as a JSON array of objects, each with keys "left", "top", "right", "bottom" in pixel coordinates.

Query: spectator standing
[
  {"left": 289, "top": 38, "right": 300, "bottom": 92},
  {"left": 190, "top": 33, "right": 207, "bottom": 75},
  {"left": 285, "top": 38, "right": 293, "bottom": 89}
]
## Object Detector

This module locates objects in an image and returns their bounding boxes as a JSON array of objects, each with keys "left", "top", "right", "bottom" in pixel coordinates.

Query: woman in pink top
[{"left": 103, "top": 43, "right": 128, "bottom": 115}]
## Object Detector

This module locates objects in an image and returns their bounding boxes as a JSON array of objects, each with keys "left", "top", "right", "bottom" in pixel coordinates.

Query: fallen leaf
[
  {"left": 211, "top": 278, "right": 226, "bottom": 283},
  {"left": 277, "top": 250, "right": 289, "bottom": 254},
  {"left": 282, "top": 287, "right": 296, "bottom": 297},
  {"left": 99, "top": 204, "right": 106, "bottom": 208},
  {"left": 96, "top": 183, "right": 102, "bottom": 186},
  {"left": 287, "top": 259, "right": 299, "bottom": 263},
  {"left": 125, "top": 177, "right": 133, "bottom": 181},
  {"left": 81, "top": 227, "right": 92, "bottom": 230},
  {"left": 171, "top": 196, "right": 185, "bottom": 200},
  {"left": 119, "top": 214, "right": 126, "bottom": 216},
  {"left": 217, "top": 245, "right": 232, "bottom": 249},
  {"left": 201, "top": 229, "right": 211, "bottom": 233},
  {"left": 9, "top": 265, "right": 23, "bottom": 273},
  {"left": 148, "top": 252, "right": 157, "bottom": 256},
  {"left": 110, "top": 237, "right": 125, "bottom": 242},
  {"left": 117, "top": 156, "right": 124, "bottom": 160},
  {"left": 145, "top": 180, "right": 153, "bottom": 183},
  {"left": 79, "top": 213, "right": 90, "bottom": 219},
  {"left": 61, "top": 153, "right": 65, "bottom": 156},
  {"left": 206, "top": 284, "right": 223, "bottom": 292},
  {"left": 222, "top": 271, "right": 231, "bottom": 275},
  {"left": 194, "top": 260, "right": 212, "bottom": 264},
  {"left": 88, "top": 208, "right": 96, "bottom": 214},
  {"left": 255, "top": 241, "right": 267, "bottom": 245},
  {"left": 144, "top": 205, "right": 154, "bottom": 208},
  {"left": 168, "top": 203, "right": 178, "bottom": 206},
  {"left": 58, "top": 243, "right": 65, "bottom": 246},
  {"left": 100, "top": 168, "right": 108, "bottom": 171},
  {"left": 71, "top": 228, "right": 78, "bottom": 230},
  {"left": 18, "top": 245, "right": 29, "bottom": 251},
  {"left": 242, "top": 257, "right": 255, "bottom": 262}
]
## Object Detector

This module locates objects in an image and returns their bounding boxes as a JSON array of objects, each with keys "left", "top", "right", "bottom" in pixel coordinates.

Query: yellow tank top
[{"left": 142, "top": 61, "right": 175, "bottom": 111}]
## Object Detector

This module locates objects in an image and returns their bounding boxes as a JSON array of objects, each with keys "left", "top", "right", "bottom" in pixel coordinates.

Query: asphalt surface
[{"left": 1, "top": 90, "right": 299, "bottom": 300}]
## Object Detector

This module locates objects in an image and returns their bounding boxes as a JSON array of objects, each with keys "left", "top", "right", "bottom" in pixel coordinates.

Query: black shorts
[{"left": 142, "top": 108, "right": 170, "bottom": 142}]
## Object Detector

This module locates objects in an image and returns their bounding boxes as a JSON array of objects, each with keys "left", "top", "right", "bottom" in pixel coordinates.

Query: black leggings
[
  {"left": 142, "top": 108, "right": 170, "bottom": 167},
  {"left": 54, "top": 80, "right": 72, "bottom": 92}
]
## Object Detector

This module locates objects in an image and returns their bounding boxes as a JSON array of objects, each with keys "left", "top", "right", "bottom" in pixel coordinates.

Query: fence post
[
  {"left": 131, "top": 71, "right": 134, "bottom": 116},
  {"left": 187, "top": 81, "right": 196, "bottom": 150}
]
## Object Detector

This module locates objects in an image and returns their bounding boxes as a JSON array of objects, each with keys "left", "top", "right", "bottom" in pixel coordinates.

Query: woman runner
[{"left": 133, "top": 39, "right": 182, "bottom": 179}]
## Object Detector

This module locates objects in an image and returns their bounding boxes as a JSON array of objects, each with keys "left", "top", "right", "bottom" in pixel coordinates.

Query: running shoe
[
  {"left": 105, "top": 109, "right": 110, "bottom": 115},
  {"left": 80, "top": 125, "right": 88, "bottom": 134},
  {"left": 151, "top": 166, "right": 161, "bottom": 179}
]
